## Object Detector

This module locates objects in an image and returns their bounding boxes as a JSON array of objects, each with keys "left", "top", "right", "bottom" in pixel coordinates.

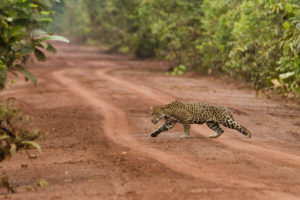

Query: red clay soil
[{"left": 1, "top": 43, "right": 300, "bottom": 200}]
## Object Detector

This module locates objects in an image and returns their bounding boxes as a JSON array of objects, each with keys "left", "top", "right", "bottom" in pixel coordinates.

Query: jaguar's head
[{"left": 151, "top": 106, "right": 165, "bottom": 124}]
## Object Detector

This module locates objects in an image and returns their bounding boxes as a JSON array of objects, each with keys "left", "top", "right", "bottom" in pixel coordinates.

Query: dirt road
[{"left": 1, "top": 43, "right": 300, "bottom": 200}]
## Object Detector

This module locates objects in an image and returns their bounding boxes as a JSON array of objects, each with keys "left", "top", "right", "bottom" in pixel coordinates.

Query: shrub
[{"left": 0, "top": 98, "right": 40, "bottom": 163}]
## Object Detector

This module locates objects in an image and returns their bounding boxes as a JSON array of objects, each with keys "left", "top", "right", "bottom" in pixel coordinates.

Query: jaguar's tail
[
  {"left": 234, "top": 123, "right": 251, "bottom": 138},
  {"left": 225, "top": 121, "right": 251, "bottom": 138}
]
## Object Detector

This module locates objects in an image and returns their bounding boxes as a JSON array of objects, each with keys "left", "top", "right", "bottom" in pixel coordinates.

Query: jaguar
[{"left": 150, "top": 100, "right": 251, "bottom": 138}]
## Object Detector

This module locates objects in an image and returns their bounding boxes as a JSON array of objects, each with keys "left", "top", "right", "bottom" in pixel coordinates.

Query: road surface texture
[{"left": 1, "top": 43, "right": 300, "bottom": 200}]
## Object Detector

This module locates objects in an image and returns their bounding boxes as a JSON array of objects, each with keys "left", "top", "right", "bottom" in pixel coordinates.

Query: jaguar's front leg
[
  {"left": 151, "top": 121, "right": 174, "bottom": 137},
  {"left": 180, "top": 124, "right": 191, "bottom": 138}
]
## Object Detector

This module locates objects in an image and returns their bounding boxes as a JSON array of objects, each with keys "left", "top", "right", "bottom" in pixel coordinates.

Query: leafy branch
[{"left": 0, "top": 0, "right": 69, "bottom": 90}]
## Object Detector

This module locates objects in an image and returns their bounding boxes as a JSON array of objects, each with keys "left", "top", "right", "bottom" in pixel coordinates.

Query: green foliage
[
  {"left": 86, "top": 0, "right": 139, "bottom": 50},
  {"left": 199, "top": 0, "right": 300, "bottom": 95},
  {"left": 55, "top": 0, "right": 300, "bottom": 97},
  {"left": 0, "top": 0, "right": 69, "bottom": 90},
  {"left": 133, "top": 0, "right": 202, "bottom": 62},
  {"left": 272, "top": 15, "right": 300, "bottom": 96},
  {"left": 170, "top": 64, "right": 187, "bottom": 76},
  {"left": 0, "top": 99, "right": 41, "bottom": 163},
  {"left": 35, "top": 179, "right": 49, "bottom": 189}
]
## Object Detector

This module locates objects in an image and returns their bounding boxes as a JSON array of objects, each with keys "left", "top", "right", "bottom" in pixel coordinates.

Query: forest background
[{"left": 50, "top": 0, "right": 300, "bottom": 98}]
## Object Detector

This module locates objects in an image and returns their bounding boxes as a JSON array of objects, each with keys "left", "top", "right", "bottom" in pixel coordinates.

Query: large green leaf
[
  {"left": 38, "top": 41, "right": 49, "bottom": 49},
  {"left": 20, "top": 140, "right": 41, "bottom": 152},
  {"left": 41, "top": 17, "right": 53, "bottom": 23},
  {"left": 34, "top": 48, "right": 46, "bottom": 61},
  {"left": 31, "top": 29, "right": 48, "bottom": 37},
  {"left": 0, "top": 135, "right": 10, "bottom": 140},
  {"left": 14, "top": 65, "right": 38, "bottom": 87},
  {"left": 46, "top": 43, "right": 57, "bottom": 54},
  {"left": 20, "top": 46, "right": 35, "bottom": 56},
  {"left": 40, "top": 35, "right": 69, "bottom": 43},
  {"left": 279, "top": 71, "right": 295, "bottom": 80},
  {"left": 40, "top": 11, "right": 50, "bottom": 16},
  {"left": 30, "top": 3, "right": 39, "bottom": 8}
]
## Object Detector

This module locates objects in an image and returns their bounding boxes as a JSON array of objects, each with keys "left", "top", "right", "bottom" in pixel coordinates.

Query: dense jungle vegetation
[
  {"left": 0, "top": 0, "right": 67, "bottom": 184},
  {"left": 51, "top": 0, "right": 300, "bottom": 98}
]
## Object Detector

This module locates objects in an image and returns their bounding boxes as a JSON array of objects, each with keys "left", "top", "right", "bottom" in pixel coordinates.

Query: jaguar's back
[{"left": 183, "top": 102, "right": 232, "bottom": 124}]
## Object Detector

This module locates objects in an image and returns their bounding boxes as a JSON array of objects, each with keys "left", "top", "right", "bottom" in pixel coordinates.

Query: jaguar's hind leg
[
  {"left": 180, "top": 124, "right": 191, "bottom": 138},
  {"left": 206, "top": 121, "right": 224, "bottom": 138}
]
